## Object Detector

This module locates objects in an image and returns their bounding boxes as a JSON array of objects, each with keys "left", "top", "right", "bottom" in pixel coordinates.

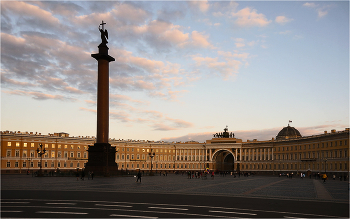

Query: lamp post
[
  {"left": 26, "top": 157, "right": 32, "bottom": 175},
  {"left": 148, "top": 149, "right": 155, "bottom": 176},
  {"left": 324, "top": 158, "right": 328, "bottom": 174},
  {"left": 36, "top": 144, "right": 46, "bottom": 177}
]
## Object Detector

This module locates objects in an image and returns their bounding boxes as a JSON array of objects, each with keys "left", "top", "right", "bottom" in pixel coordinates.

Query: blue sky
[{"left": 1, "top": 1, "right": 349, "bottom": 142}]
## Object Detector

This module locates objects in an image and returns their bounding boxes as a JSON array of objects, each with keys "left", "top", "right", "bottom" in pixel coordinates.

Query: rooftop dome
[{"left": 276, "top": 125, "right": 302, "bottom": 140}]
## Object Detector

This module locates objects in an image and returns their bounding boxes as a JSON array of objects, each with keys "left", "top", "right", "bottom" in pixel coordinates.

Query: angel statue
[{"left": 99, "top": 21, "right": 108, "bottom": 45}]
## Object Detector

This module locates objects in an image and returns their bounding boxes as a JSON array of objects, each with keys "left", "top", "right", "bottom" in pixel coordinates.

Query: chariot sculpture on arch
[{"left": 99, "top": 20, "right": 108, "bottom": 45}]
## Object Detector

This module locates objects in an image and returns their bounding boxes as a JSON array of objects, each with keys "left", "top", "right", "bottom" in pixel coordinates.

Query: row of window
[
  {"left": 6, "top": 142, "right": 88, "bottom": 150},
  {"left": 274, "top": 140, "right": 347, "bottom": 152},
  {"left": 6, "top": 150, "right": 87, "bottom": 159},
  {"left": 119, "top": 163, "right": 205, "bottom": 170},
  {"left": 6, "top": 161, "right": 86, "bottom": 168},
  {"left": 241, "top": 162, "right": 348, "bottom": 171},
  {"left": 273, "top": 150, "right": 347, "bottom": 160}
]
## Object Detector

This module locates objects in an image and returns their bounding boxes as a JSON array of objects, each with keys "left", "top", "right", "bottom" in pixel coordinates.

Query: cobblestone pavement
[{"left": 1, "top": 174, "right": 348, "bottom": 203}]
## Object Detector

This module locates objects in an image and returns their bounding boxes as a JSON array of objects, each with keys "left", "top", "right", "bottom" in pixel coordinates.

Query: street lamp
[
  {"left": 36, "top": 143, "right": 46, "bottom": 177},
  {"left": 148, "top": 149, "right": 155, "bottom": 176}
]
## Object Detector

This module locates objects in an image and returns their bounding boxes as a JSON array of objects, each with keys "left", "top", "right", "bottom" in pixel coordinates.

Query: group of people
[{"left": 76, "top": 170, "right": 94, "bottom": 181}]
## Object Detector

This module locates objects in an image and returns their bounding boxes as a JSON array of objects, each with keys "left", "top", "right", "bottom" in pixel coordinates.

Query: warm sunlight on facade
[{"left": 1, "top": 127, "right": 348, "bottom": 177}]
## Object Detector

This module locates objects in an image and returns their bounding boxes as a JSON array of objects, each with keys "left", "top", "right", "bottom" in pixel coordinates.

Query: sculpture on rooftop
[{"left": 213, "top": 126, "right": 234, "bottom": 138}]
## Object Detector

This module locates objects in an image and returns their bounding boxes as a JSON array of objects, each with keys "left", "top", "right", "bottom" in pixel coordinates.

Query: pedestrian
[
  {"left": 322, "top": 174, "right": 327, "bottom": 183},
  {"left": 136, "top": 170, "right": 142, "bottom": 183},
  {"left": 88, "top": 171, "right": 91, "bottom": 180},
  {"left": 91, "top": 171, "right": 94, "bottom": 180},
  {"left": 81, "top": 170, "right": 85, "bottom": 180},
  {"left": 211, "top": 171, "right": 215, "bottom": 179},
  {"left": 333, "top": 175, "right": 335, "bottom": 180}
]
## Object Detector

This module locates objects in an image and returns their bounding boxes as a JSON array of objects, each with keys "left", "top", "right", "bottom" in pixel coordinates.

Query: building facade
[{"left": 1, "top": 126, "right": 349, "bottom": 177}]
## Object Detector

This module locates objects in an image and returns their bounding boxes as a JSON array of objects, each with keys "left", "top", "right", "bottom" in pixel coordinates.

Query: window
[
  {"left": 31, "top": 143, "right": 34, "bottom": 147},
  {"left": 70, "top": 163, "right": 73, "bottom": 167},
  {"left": 131, "top": 154, "right": 134, "bottom": 160},
  {"left": 52, "top": 144, "right": 55, "bottom": 149},
  {"left": 58, "top": 145, "right": 61, "bottom": 149},
  {"left": 51, "top": 162, "right": 54, "bottom": 167},
  {"left": 77, "top": 152, "right": 81, "bottom": 158},
  {"left": 16, "top": 142, "right": 20, "bottom": 147},
  {"left": 64, "top": 145, "right": 68, "bottom": 149},
  {"left": 23, "top": 151, "right": 27, "bottom": 158},
  {"left": 7, "top": 162, "right": 10, "bottom": 167},
  {"left": 15, "top": 150, "right": 20, "bottom": 157},
  {"left": 71, "top": 145, "right": 74, "bottom": 149},
  {"left": 78, "top": 145, "right": 80, "bottom": 149},
  {"left": 45, "top": 144, "right": 48, "bottom": 148},
  {"left": 23, "top": 162, "right": 26, "bottom": 167},
  {"left": 58, "top": 162, "right": 61, "bottom": 167},
  {"left": 84, "top": 152, "right": 87, "bottom": 158},
  {"left": 58, "top": 151, "right": 61, "bottom": 158},
  {"left": 15, "top": 162, "right": 19, "bottom": 167},
  {"left": 7, "top": 142, "right": 11, "bottom": 146},
  {"left": 44, "top": 162, "right": 48, "bottom": 167},
  {"left": 30, "top": 151, "right": 35, "bottom": 157},
  {"left": 24, "top": 143, "right": 27, "bottom": 147},
  {"left": 70, "top": 152, "right": 74, "bottom": 157},
  {"left": 51, "top": 151, "right": 55, "bottom": 158},
  {"left": 7, "top": 150, "right": 11, "bottom": 157},
  {"left": 64, "top": 152, "right": 68, "bottom": 158}
]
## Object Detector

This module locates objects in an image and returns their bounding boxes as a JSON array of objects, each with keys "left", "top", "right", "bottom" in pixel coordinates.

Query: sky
[{"left": 1, "top": 0, "right": 349, "bottom": 143}]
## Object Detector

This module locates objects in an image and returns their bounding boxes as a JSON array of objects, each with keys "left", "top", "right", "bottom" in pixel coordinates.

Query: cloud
[
  {"left": 303, "top": 2, "right": 317, "bottom": 8},
  {"left": 3, "top": 90, "right": 75, "bottom": 101},
  {"left": 188, "top": 1, "right": 209, "bottom": 13},
  {"left": 80, "top": 107, "right": 96, "bottom": 113},
  {"left": 231, "top": 7, "right": 271, "bottom": 27},
  {"left": 189, "top": 31, "right": 214, "bottom": 49},
  {"left": 1, "top": 1, "right": 60, "bottom": 29},
  {"left": 275, "top": 16, "right": 293, "bottom": 24},
  {"left": 160, "top": 124, "right": 349, "bottom": 142},
  {"left": 303, "top": 2, "right": 332, "bottom": 18},
  {"left": 191, "top": 51, "right": 246, "bottom": 79}
]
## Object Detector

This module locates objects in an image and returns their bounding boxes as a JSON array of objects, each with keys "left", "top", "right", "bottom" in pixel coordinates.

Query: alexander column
[{"left": 85, "top": 21, "right": 118, "bottom": 176}]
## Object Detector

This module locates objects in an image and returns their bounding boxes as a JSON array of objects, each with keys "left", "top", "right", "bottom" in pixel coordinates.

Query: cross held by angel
[{"left": 99, "top": 20, "right": 108, "bottom": 45}]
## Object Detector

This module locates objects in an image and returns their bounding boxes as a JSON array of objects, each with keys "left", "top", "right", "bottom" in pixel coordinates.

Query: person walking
[
  {"left": 322, "top": 174, "right": 327, "bottom": 183},
  {"left": 91, "top": 171, "right": 94, "bottom": 180},
  {"left": 81, "top": 170, "right": 85, "bottom": 180},
  {"left": 136, "top": 170, "right": 142, "bottom": 183},
  {"left": 211, "top": 171, "right": 215, "bottom": 179}
]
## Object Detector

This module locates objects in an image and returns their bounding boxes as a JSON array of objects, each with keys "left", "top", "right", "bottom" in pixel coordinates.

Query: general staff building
[{"left": 1, "top": 125, "right": 349, "bottom": 177}]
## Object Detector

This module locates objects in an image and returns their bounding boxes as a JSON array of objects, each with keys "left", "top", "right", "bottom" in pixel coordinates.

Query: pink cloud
[
  {"left": 231, "top": 7, "right": 271, "bottom": 27},
  {"left": 2, "top": 1, "right": 60, "bottom": 26},
  {"left": 4, "top": 90, "right": 75, "bottom": 101}
]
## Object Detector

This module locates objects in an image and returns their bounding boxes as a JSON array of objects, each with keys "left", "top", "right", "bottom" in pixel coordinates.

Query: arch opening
[{"left": 212, "top": 150, "right": 235, "bottom": 172}]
